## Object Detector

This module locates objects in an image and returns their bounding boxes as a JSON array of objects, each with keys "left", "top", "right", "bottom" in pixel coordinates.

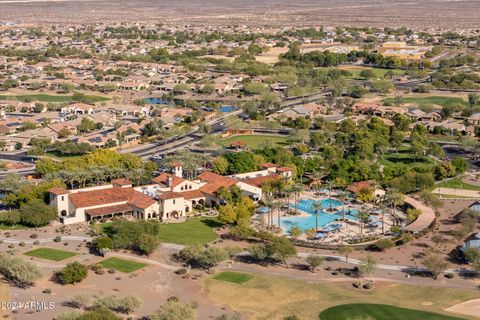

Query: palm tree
[
  {"left": 327, "top": 179, "right": 336, "bottom": 198},
  {"left": 116, "top": 130, "right": 125, "bottom": 146},
  {"left": 284, "top": 185, "right": 293, "bottom": 213},
  {"left": 358, "top": 209, "right": 370, "bottom": 238},
  {"left": 292, "top": 184, "right": 303, "bottom": 215},
  {"left": 340, "top": 191, "right": 349, "bottom": 226},
  {"left": 274, "top": 201, "right": 283, "bottom": 228},
  {"left": 378, "top": 199, "right": 387, "bottom": 235},
  {"left": 385, "top": 188, "right": 404, "bottom": 227},
  {"left": 312, "top": 201, "right": 323, "bottom": 231},
  {"left": 311, "top": 171, "right": 325, "bottom": 194},
  {"left": 262, "top": 194, "right": 275, "bottom": 228}
]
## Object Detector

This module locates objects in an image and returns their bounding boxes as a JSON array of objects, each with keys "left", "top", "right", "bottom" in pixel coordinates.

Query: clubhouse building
[{"left": 49, "top": 163, "right": 292, "bottom": 224}]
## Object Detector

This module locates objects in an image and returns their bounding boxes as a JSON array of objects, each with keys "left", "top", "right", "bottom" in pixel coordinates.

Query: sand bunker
[{"left": 446, "top": 299, "right": 480, "bottom": 317}]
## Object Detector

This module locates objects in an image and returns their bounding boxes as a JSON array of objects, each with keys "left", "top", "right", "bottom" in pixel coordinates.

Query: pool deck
[{"left": 264, "top": 190, "right": 400, "bottom": 244}]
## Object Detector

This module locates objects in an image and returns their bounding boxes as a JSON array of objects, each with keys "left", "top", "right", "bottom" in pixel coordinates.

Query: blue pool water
[
  {"left": 280, "top": 199, "right": 358, "bottom": 232},
  {"left": 218, "top": 105, "right": 238, "bottom": 113},
  {"left": 144, "top": 97, "right": 168, "bottom": 105}
]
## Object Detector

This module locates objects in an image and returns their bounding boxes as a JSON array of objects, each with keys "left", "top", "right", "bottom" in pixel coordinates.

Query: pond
[{"left": 144, "top": 97, "right": 168, "bottom": 105}]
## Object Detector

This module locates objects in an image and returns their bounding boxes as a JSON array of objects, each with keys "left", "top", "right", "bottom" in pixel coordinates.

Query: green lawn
[
  {"left": 158, "top": 217, "right": 221, "bottom": 245},
  {"left": 437, "top": 178, "right": 480, "bottom": 191},
  {"left": 380, "top": 149, "right": 433, "bottom": 172},
  {"left": 319, "top": 304, "right": 465, "bottom": 320},
  {"left": 219, "top": 135, "right": 289, "bottom": 149},
  {"left": 383, "top": 96, "right": 468, "bottom": 107},
  {"left": 0, "top": 94, "right": 109, "bottom": 103},
  {"left": 0, "top": 223, "right": 27, "bottom": 230},
  {"left": 206, "top": 273, "right": 479, "bottom": 320},
  {"left": 213, "top": 272, "right": 254, "bottom": 284},
  {"left": 24, "top": 247, "right": 77, "bottom": 261},
  {"left": 99, "top": 257, "right": 147, "bottom": 273}
]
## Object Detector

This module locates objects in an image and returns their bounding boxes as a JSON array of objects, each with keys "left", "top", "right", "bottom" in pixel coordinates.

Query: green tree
[
  {"left": 306, "top": 255, "right": 325, "bottom": 273},
  {"left": 359, "top": 255, "right": 377, "bottom": 282},
  {"left": 0, "top": 253, "right": 42, "bottom": 288},
  {"left": 338, "top": 245, "right": 354, "bottom": 263},
  {"left": 136, "top": 233, "right": 160, "bottom": 256},
  {"left": 218, "top": 204, "right": 237, "bottom": 225},
  {"left": 360, "top": 69, "right": 376, "bottom": 79},
  {"left": 19, "top": 199, "right": 57, "bottom": 227},
  {"left": 375, "top": 238, "right": 395, "bottom": 252},
  {"left": 150, "top": 301, "right": 196, "bottom": 320},
  {"left": 371, "top": 80, "right": 394, "bottom": 95},
  {"left": 267, "top": 237, "right": 297, "bottom": 268},
  {"left": 422, "top": 252, "right": 449, "bottom": 279},
  {"left": 289, "top": 226, "right": 302, "bottom": 239},
  {"left": 117, "top": 295, "right": 142, "bottom": 315},
  {"left": 56, "top": 262, "right": 88, "bottom": 284},
  {"left": 212, "top": 157, "right": 229, "bottom": 175},
  {"left": 77, "top": 118, "right": 96, "bottom": 134}
]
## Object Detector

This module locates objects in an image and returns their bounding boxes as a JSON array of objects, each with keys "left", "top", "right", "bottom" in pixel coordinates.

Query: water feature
[
  {"left": 144, "top": 97, "right": 168, "bottom": 105},
  {"left": 218, "top": 105, "right": 238, "bottom": 113},
  {"left": 280, "top": 199, "right": 358, "bottom": 233}
]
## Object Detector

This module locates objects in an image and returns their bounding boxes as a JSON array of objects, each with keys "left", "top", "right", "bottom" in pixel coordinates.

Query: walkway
[
  {"left": 403, "top": 196, "right": 436, "bottom": 234},
  {"left": 3, "top": 236, "right": 475, "bottom": 275}
]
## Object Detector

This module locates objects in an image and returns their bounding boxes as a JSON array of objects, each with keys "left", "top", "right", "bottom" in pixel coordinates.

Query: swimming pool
[
  {"left": 218, "top": 106, "right": 238, "bottom": 113},
  {"left": 280, "top": 199, "right": 358, "bottom": 233},
  {"left": 144, "top": 97, "right": 168, "bottom": 105}
]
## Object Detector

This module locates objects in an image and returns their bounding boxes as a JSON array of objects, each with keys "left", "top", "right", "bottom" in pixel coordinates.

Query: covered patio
[{"left": 85, "top": 204, "right": 134, "bottom": 221}]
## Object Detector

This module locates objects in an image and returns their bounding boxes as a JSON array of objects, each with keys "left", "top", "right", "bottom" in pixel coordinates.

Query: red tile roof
[
  {"left": 112, "top": 178, "right": 132, "bottom": 186},
  {"left": 85, "top": 204, "right": 134, "bottom": 217},
  {"left": 49, "top": 187, "right": 70, "bottom": 195},
  {"left": 152, "top": 173, "right": 186, "bottom": 189},
  {"left": 69, "top": 187, "right": 156, "bottom": 209},
  {"left": 276, "top": 167, "right": 292, "bottom": 172},
  {"left": 347, "top": 180, "right": 375, "bottom": 193},
  {"left": 241, "top": 174, "right": 280, "bottom": 188},
  {"left": 158, "top": 191, "right": 184, "bottom": 200},
  {"left": 261, "top": 163, "right": 277, "bottom": 168},
  {"left": 198, "top": 172, "right": 237, "bottom": 195},
  {"left": 180, "top": 189, "right": 205, "bottom": 200}
]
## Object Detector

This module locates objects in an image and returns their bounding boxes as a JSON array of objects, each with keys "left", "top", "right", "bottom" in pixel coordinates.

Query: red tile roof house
[
  {"left": 346, "top": 180, "right": 386, "bottom": 200},
  {"left": 150, "top": 169, "right": 237, "bottom": 219},
  {"left": 231, "top": 164, "right": 293, "bottom": 200},
  {"left": 49, "top": 179, "right": 159, "bottom": 224},
  {"left": 50, "top": 163, "right": 292, "bottom": 224}
]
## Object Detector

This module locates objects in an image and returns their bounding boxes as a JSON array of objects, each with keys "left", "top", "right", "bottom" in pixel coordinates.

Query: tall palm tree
[
  {"left": 292, "top": 184, "right": 303, "bottom": 215},
  {"left": 284, "top": 185, "right": 293, "bottom": 213},
  {"left": 340, "top": 191, "right": 349, "bottom": 228},
  {"left": 262, "top": 194, "right": 275, "bottom": 228},
  {"left": 327, "top": 179, "right": 336, "bottom": 200},
  {"left": 312, "top": 201, "right": 323, "bottom": 231},
  {"left": 358, "top": 209, "right": 370, "bottom": 238},
  {"left": 385, "top": 188, "right": 404, "bottom": 227},
  {"left": 274, "top": 201, "right": 282, "bottom": 228},
  {"left": 378, "top": 199, "right": 387, "bottom": 235}
]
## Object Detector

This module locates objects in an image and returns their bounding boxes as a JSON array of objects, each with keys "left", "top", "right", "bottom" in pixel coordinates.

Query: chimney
[{"left": 167, "top": 176, "right": 173, "bottom": 188}]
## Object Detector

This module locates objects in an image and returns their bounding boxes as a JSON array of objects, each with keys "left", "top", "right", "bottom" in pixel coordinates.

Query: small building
[{"left": 347, "top": 180, "right": 385, "bottom": 199}]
